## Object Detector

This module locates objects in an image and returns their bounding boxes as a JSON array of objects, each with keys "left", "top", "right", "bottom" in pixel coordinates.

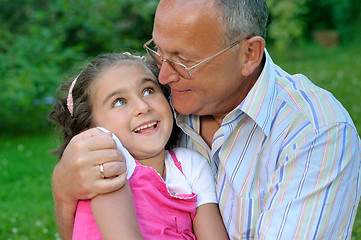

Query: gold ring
[{"left": 99, "top": 164, "right": 105, "bottom": 179}]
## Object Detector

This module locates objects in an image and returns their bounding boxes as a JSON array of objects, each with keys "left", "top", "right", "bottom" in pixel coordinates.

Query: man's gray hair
[{"left": 213, "top": 0, "right": 268, "bottom": 42}]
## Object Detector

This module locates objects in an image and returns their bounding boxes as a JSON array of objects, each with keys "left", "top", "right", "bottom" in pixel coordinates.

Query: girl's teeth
[{"left": 134, "top": 122, "right": 157, "bottom": 132}]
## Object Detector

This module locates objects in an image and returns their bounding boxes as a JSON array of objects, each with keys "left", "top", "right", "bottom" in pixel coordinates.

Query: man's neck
[{"left": 200, "top": 115, "right": 222, "bottom": 148}]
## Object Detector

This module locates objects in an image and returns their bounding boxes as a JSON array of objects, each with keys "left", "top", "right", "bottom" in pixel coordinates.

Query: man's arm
[
  {"left": 52, "top": 128, "right": 128, "bottom": 239},
  {"left": 52, "top": 181, "right": 77, "bottom": 240}
]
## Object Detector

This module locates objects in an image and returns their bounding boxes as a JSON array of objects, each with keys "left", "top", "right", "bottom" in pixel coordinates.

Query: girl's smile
[{"left": 132, "top": 120, "right": 159, "bottom": 134}]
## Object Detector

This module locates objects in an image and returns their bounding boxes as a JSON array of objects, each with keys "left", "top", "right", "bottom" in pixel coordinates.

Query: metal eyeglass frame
[{"left": 143, "top": 38, "right": 244, "bottom": 79}]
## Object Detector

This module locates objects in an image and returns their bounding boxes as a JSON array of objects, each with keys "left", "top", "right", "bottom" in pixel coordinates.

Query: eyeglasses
[{"left": 143, "top": 38, "right": 244, "bottom": 79}]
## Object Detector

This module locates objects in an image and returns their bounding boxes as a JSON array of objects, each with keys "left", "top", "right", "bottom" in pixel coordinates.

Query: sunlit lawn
[
  {"left": 0, "top": 133, "right": 60, "bottom": 239},
  {"left": 1, "top": 39, "right": 360, "bottom": 239}
]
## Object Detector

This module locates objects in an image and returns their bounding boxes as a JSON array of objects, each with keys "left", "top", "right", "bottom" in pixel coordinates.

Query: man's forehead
[
  {"left": 158, "top": 0, "right": 212, "bottom": 10},
  {"left": 154, "top": 0, "right": 218, "bottom": 37},
  {"left": 153, "top": 2, "right": 222, "bottom": 52}
]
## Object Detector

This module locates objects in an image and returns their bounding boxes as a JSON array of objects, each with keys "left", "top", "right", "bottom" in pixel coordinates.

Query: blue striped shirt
[{"left": 175, "top": 49, "right": 361, "bottom": 239}]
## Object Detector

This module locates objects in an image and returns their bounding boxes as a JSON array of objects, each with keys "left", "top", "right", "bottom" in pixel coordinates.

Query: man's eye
[
  {"left": 114, "top": 98, "right": 126, "bottom": 107},
  {"left": 143, "top": 88, "right": 155, "bottom": 96},
  {"left": 178, "top": 56, "right": 190, "bottom": 64},
  {"left": 177, "top": 55, "right": 194, "bottom": 66}
]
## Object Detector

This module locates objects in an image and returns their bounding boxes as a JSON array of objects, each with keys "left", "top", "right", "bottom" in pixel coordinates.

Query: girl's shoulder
[
  {"left": 167, "top": 147, "right": 211, "bottom": 177},
  {"left": 166, "top": 148, "right": 217, "bottom": 207}
]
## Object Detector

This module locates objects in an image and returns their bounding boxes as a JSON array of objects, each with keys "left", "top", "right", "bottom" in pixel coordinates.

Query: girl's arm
[
  {"left": 193, "top": 203, "right": 229, "bottom": 240},
  {"left": 91, "top": 182, "right": 143, "bottom": 240},
  {"left": 172, "top": 148, "right": 229, "bottom": 239}
]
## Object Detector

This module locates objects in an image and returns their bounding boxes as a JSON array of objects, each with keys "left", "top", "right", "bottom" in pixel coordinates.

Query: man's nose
[{"left": 158, "top": 61, "right": 181, "bottom": 85}]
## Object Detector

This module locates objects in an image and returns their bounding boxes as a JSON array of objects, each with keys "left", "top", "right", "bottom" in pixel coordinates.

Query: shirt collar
[{"left": 236, "top": 49, "right": 276, "bottom": 137}]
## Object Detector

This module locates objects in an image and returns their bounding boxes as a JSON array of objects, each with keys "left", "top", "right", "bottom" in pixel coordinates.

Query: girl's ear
[{"left": 239, "top": 36, "right": 265, "bottom": 77}]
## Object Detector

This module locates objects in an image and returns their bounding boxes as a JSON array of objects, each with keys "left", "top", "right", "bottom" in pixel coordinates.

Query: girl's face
[{"left": 91, "top": 63, "right": 173, "bottom": 160}]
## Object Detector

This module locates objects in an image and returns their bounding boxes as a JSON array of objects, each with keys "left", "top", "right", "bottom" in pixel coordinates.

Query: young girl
[{"left": 50, "top": 53, "right": 229, "bottom": 240}]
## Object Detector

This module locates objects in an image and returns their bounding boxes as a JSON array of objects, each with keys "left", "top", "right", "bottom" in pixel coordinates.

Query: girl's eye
[
  {"left": 114, "top": 98, "right": 126, "bottom": 107},
  {"left": 143, "top": 88, "right": 155, "bottom": 96}
]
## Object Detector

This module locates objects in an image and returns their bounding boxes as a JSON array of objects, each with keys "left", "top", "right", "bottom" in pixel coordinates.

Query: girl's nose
[
  {"left": 133, "top": 98, "right": 151, "bottom": 116},
  {"left": 158, "top": 61, "right": 181, "bottom": 85}
]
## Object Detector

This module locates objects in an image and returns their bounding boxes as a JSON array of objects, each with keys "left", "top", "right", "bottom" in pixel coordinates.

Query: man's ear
[{"left": 239, "top": 36, "right": 265, "bottom": 77}]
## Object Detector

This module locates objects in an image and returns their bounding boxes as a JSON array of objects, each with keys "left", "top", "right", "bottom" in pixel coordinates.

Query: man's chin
[
  {"left": 172, "top": 100, "right": 198, "bottom": 116},
  {"left": 171, "top": 94, "right": 211, "bottom": 116}
]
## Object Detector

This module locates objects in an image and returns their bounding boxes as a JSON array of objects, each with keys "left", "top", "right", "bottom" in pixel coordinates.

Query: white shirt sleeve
[{"left": 171, "top": 147, "right": 218, "bottom": 207}]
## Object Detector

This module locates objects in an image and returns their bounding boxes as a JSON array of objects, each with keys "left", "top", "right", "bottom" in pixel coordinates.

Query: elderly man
[{"left": 52, "top": 0, "right": 361, "bottom": 239}]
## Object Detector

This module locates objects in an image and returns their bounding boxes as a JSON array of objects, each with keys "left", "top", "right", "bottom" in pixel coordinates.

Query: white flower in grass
[
  {"left": 54, "top": 232, "right": 62, "bottom": 240},
  {"left": 2, "top": 158, "right": 8, "bottom": 165},
  {"left": 17, "top": 144, "right": 24, "bottom": 152}
]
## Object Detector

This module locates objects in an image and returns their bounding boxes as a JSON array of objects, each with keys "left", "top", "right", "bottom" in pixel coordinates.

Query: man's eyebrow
[{"left": 153, "top": 40, "right": 181, "bottom": 56}]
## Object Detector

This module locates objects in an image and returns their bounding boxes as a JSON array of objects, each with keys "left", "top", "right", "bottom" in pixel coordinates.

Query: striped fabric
[{"left": 175, "top": 49, "right": 361, "bottom": 239}]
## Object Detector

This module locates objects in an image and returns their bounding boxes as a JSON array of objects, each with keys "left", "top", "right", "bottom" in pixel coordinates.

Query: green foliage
[
  {"left": 267, "top": 0, "right": 309, "bottom": 50},
  {"left": 1, "top": 0, "right": 360, "bottom": 134},
  {"left": 0, "top": 0, "right": 157, "bottom": 134},
  {"left": 305, "top": 0, "right": 360, "bottom": 40},
  {"left": 0, "top": 24, "right": 79, "bottom": 133},
  {"left": 267, "top": 0, "right": 361, "bottom": 49}
]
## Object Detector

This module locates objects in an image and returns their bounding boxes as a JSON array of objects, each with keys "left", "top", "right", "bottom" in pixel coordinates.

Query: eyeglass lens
[{"left": 145, "top": 47, "right": 191, "bottom": 79}]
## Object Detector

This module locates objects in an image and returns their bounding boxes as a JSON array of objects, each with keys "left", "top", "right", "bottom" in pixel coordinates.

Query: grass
[
  {"left": 1, "top": 40, "right": 360, "bottom": 239},
  {"left": 0, "top": 133, "right": 60, "bottom": 240}
]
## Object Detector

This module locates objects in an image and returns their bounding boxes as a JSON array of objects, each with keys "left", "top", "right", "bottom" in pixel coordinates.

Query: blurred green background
[{"left": 1, "top": 0, "right": 360, "bottom": 239}]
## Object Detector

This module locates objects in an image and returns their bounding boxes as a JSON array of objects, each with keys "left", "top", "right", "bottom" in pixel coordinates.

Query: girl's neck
[{"left": 137, "top": 149, "right": 166, "bottom": 180}]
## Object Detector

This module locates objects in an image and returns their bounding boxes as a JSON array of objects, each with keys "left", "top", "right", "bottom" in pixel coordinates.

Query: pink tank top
[{"left": 72, "top": 150, "right": 197, "bottom": 240}]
